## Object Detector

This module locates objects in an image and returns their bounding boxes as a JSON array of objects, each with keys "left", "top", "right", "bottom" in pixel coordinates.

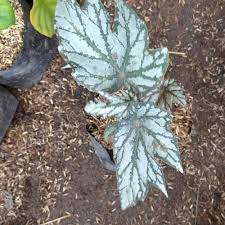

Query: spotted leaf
[{"left": 55, "top": 0, "right": 168, "bottom": 95}]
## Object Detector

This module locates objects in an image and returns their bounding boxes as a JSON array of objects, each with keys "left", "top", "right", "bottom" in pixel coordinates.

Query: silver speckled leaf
[
  {"left": 55, "top": 0, "right": 168, "bottom": 95},
  {"left": 85, "top": 97, "right": 183, "bottom": 209}
]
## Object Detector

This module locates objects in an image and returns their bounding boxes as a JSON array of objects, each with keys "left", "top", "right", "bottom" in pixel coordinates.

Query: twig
[
  {"left": 40, "top": 213, "right": 71, "bottom": 225},
  {"left": 169, "top": 51, "right": 187, "bottom": 57},
  {"left": 194, "top": 186, "right": 200, "bottom": 225}
]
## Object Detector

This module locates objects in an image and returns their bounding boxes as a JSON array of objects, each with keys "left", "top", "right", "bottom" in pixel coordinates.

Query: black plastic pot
[{"left": 0, "top": 0, "right": 58, "bottom": 142}]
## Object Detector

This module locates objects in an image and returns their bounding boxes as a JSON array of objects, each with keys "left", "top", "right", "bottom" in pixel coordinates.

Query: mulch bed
[
  {"left": 0, "top": 0, "right": 24, "bottom": 70},
  {"left": 0, "top": 0, "right": 225, "bottom": 225}
]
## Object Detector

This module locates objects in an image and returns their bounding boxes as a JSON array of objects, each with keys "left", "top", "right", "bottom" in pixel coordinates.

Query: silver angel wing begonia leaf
[
  {"left": 85, "top": 98, "right": 183, "bottom": 209},
  {"left": 112, "top": 102, "right": 182, "bottom": 209},
  {"left": 55, "top": 0, "right": 168, "bottom": 95}
]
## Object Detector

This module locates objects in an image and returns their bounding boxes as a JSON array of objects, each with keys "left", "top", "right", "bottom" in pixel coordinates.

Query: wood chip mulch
[{"left": 0, "top": 0, "right": 24, "bottom": 71}]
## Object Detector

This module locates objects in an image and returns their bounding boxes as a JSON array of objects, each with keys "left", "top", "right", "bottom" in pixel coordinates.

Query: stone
[
  {"left": 0, "top": 86, "right": 18, "bottom": 142},
  {"left": 0, "top": 0, "right": 57, "bottom": 88}
]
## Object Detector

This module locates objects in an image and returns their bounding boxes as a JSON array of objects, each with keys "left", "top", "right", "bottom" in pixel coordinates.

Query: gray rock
[
  {"left": 89, "top": 135, "right": 116, "bottom": 172},
  {"left": 0, "top": 86, "right": 18, "bottom": 142},
  {"left": 0, "top": 0, "right": 57, "bottom": 88}
]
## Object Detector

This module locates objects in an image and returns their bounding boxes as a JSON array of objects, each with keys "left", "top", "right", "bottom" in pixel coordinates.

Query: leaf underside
[{"left": 55, "top": 0, "right": 184, "bottom": 210}]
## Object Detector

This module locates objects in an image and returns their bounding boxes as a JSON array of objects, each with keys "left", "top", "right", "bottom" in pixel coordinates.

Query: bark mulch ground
[
  {"left": 0, "top": 1, "right": 24, "bottom": 70},
  {"left": 0, "top": 0, "right": 225, "bottom": 225}
]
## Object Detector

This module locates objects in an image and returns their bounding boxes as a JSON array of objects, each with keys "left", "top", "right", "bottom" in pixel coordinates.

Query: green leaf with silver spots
[{"left": 55, "top": 0, "right": 169, "bottom": 95}]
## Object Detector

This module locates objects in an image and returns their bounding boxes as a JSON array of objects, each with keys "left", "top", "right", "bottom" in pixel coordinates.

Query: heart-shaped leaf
[
  {"left": 30, "top": 0, "right": 57, "bottom": 37},
  {"left": 0, "top": 0, "right": 15, "bottom": 30},
  {"left": 55, "top": 0, "right": 168, "bottom": 95}
]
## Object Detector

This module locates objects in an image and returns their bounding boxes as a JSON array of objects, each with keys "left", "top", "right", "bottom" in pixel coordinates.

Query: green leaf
[
  {"left": 55, "top": 0, "right": 169, "bottom": 95},
  {"left": 157, "top": 79, "right": 186, "bottom": 111},
  {"left": 0, "top": 0, "right": 15, "bottom": 30},
  {"left": 30, "top": 0, "right": 57, "bottom": 37}
]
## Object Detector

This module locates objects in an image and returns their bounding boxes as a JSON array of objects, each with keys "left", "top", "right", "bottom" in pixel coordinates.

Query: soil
[{"left": 0, "top": 0, "right": 225, "bottom": 225}]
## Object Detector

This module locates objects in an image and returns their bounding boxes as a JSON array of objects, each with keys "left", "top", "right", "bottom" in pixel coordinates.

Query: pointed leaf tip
[
  {"left": 177, "top": 163, "right": 184, "bottom": 174},
  {"left": 160, "top": 184, "right": 168, "bottom": 198}
]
